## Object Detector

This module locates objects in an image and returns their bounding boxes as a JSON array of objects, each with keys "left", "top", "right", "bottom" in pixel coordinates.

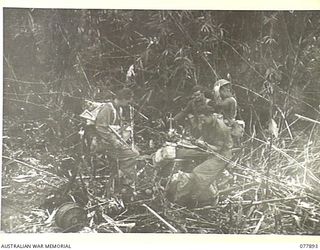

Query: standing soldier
[{"left": 93, "top": 88, "right": 139, "bottom": 193}]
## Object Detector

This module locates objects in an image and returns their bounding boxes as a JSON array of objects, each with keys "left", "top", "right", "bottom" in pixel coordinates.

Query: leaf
[
  {"left": 292, "top": 215, "right": 302, "bottom": 229},
  {"left": 12, "top": 178, "right": 28, "bottom": 183},
  {"left": 80, "top": 226, "right": 96, "bottom": 233},
  {"left": 126, "top": 64, "right": 135, "bottom": 80},
  {"left": 12, "top": 173, "right": 37, "bottom": 182},
  {"left": 23, "top": 215, "right": 34, "bottom": 223},
  {"left": 115, "top": 222, "right": 136, "bottom": 230},
  {"left": 173, "top": 96, "right": 182, "bottom": 102},
  {"left": 268, "top": 118, "right": 279, "bottom": 138},
  {"left": 87, "top": 210, "right": 96, "bottom": 218},
  {"left": 31, "top": 209, "right": 47, "bottom": 218},
  {"left": 298, "top": 201, "right": 313, "bottom": 209},
  {"left": 25, "top": 157, "right": 40, "bottom": 165},
  {"left": 101, "top": 212, "right": 123, "bottom": 233},
  {"left": 89, "top": 217, "right": 95, "bottom": 227}
]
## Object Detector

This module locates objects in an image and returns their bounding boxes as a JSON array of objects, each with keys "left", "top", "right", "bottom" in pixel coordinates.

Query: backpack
[
  {"left": 79, "top": 101, "right": 116, "bottom": 125},
  {"left": 231, "top": 120, "right": 245, "bottom": 138}
]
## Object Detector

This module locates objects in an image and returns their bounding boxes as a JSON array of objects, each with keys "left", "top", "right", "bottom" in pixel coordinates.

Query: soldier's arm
[
  {"left": 215, "top": 97, "right": 235, "bottom": 108},
  {"left": 204, "top": 115, "right": 223, "bottom": 152},
  {"left": 173, "top": 100, "right": 193, "bottom": 123},
  {"left": 216, "top": 97, "right": 237, "bottom": 119},
  {"left": 195, "top": 139, "right": 220, "bottom": 152}
]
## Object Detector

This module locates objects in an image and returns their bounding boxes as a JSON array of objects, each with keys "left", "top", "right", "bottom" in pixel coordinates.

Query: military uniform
[
  {"left": 192, "top": 113, "right": 233, "bottom": 202},
  {"left": 215, "top": 96, "right": 237, "bottom": 124},
  {"left": 174, "top": 93, "right": 213, "bottom": 138},
  {"left": 95, "top": 102, "right": 139, "bottom": 186},
  {"left": 167, "top": 113, "right": 233, "bottom": 205}
]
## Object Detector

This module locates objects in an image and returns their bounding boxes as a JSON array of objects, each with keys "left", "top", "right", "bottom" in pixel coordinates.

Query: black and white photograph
[{"left": 2, "top": 3, "right": 320, "bottom": 240}]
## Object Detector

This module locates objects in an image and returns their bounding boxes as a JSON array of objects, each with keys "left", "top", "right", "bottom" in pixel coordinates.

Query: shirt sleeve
[
  {"left": 173, "top": 100, "right": 193, "bottom": 123},
  {"left": 216, "top": 97, "right": 237, "bottom": 120}
]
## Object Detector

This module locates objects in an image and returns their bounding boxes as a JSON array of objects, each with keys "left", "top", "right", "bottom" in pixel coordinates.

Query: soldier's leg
[
  {"left": 160, "top": 148, "right": 207, "bottom": 204},
  {"left": 192, "top": 156, "right": 227, "bottom": 202},
  {"left": 115, "top": 146, "right": 140, "bottom": 185}
]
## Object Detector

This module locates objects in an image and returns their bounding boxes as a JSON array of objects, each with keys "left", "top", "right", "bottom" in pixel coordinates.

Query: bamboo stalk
[
  {"left": 101, "top": 213, "right": 123, "bottom": 233},
  {"left": 218, "top": 182, "right": 259, "bottom": 196},
  {"left": 3, "top": 98, "right": 51, "bottom": 110},
  {"left": 252, "top": 215, "right": 265, "bottom": 234},
  {"left": 2, "top": 155, "right": 66, "bottom": 180},
  {"left": 303, "top": 145, "right": 309, "bottom": 185},
  {"left": 76, "top": 175, "right": 110, "bottom": 180},
  {"left": 295, "top": 114, "right": 320, "bottom": 125},
  {"left": 142, "top": 204, "right": 179, "bottom": 233},
  {"left": 253, "top": 137, "right": 320, "bottom": 187},
  {"left": 277, "top": 107, "right": 293, "bottom": 139},
  {"left": 241, "top": 196, "right": 306, "bottom": 206}
]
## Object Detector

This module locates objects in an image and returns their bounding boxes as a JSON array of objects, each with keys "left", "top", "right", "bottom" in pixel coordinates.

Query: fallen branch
[
  {"left": 295, "top": 114, "right": 320, "bottom": 125},
  {"left": 101, "top": 213, "right": 123, "bottom": 233},
  {"left": 142, "top": 204, "right": 179, "bottom": 233},
  {"left": 218, "top": 182, "right": 260, "bottom": 196},
  {"left": 252, "top": 215, "right": 265, "bottom": 234},
  {"left": 3, "top": 98, "right": 51, "bottom": 110},
  {"left": 2, "top": 156, "right": 67, "bottom": 181},
  {"left": 241, "top": 196, "right": 306, "bottom": 206},
  {"left": 76, "top": 175, "right": 110, "bottom": 180},
  {"left": 4, "top": 77, "right": 54, "bottom": 85}
]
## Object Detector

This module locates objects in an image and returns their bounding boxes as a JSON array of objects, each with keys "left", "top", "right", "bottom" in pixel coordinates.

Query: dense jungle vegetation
[{"left": 2, "top": 9, "right": 320, "bottom": 233}]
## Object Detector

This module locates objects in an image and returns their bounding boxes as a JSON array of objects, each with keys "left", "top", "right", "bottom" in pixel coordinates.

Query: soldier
[
  {"left": 173, "top": 85, "right": 213, "bottom": 138},
  {"left": 211, "top": 79, "right": 245, "bottom": 140},
  {"left": 192, "top": 106, "right": 233, "bottom": 202},
  {"left": 94, "top": 88, "right": 139, "bottom": 192},
  {"left": 167, "top": 105, "right": 233, "bottom": 206},
  {"left": 212, "top": 79, "right": 237, "bottom": 125}
]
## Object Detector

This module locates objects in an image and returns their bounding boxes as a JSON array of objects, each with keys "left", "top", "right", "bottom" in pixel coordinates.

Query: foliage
[
  {"left": 2, "top": 9, "right": 320, "bottom": 234},
  {"left": 4, "top": 10, "right": 320, "bottom": 123}
]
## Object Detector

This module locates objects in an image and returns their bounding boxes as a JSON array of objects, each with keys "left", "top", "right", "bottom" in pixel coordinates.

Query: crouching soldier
[{"left": 167, "top": 106, "right": 233, "bottom": 207}]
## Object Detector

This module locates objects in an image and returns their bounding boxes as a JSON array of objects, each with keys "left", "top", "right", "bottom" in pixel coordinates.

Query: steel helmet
[
  {"left": 214, "top": 79, "right": 230, "bottom": 89},
  {"left": 213, "top": 79, "right": 230, "bottom": 98}
]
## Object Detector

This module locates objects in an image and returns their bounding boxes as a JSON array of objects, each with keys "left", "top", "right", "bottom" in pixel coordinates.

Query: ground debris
[{"left": 2, "top": 116, "right": 320, "bottom": 234}]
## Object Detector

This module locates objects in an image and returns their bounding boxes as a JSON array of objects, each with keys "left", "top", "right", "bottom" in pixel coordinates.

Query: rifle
[
  {"left": 97, "top": 124, "right": 130, "bottom": 147},
  {"left": 175, "top": 134, "right": 235, "bottom": 165}
]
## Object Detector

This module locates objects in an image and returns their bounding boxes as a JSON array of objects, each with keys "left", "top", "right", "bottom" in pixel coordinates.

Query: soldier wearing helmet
[
  {"left": 94, "top": 88, "right": 139, "bottom": 193},
  {"left": 212, "top": 79, "right": 237, "bottom": 125},
  {"left": 166, "top": 105, "right": 233, "bottom": 206}
]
